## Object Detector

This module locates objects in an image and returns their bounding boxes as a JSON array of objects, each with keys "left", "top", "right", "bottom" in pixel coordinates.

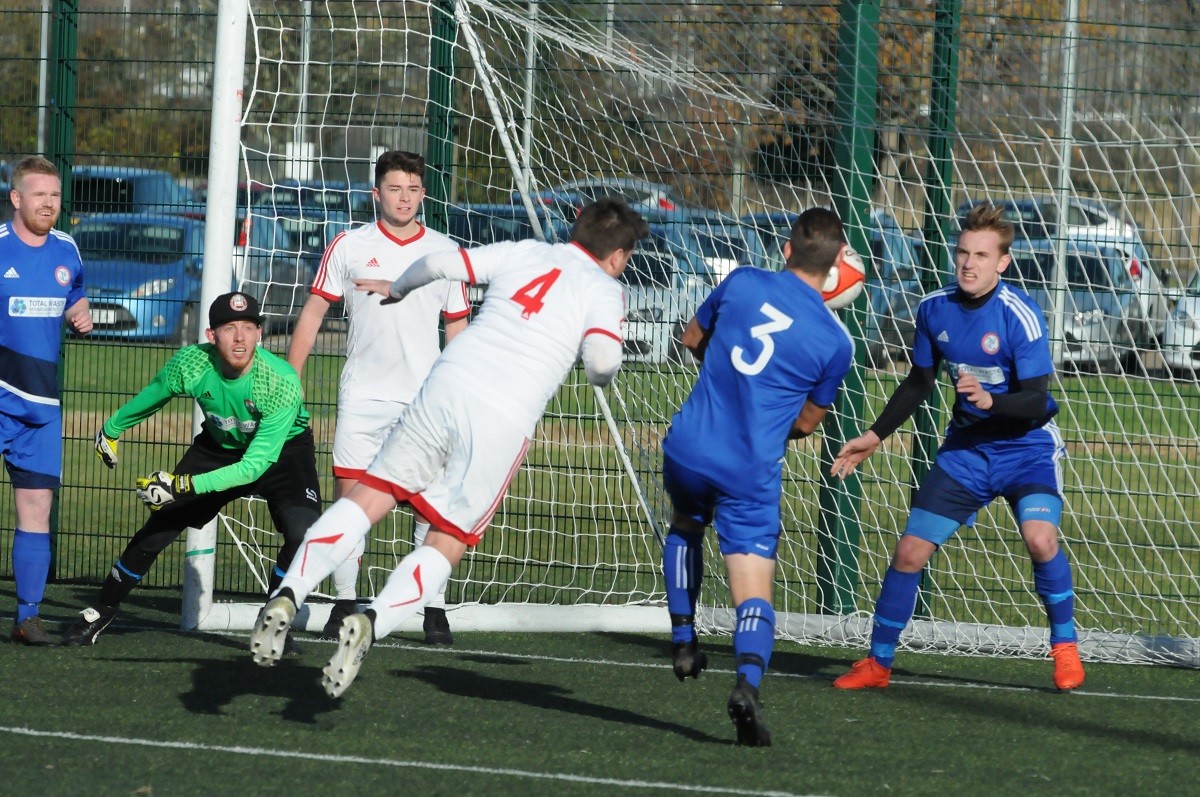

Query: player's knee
[
  {"left": 1021, "top": 523, "right": 1060, "bottom": 562},
  {"left": 892, "top": 535, "right": 936, "bottom": 572}
]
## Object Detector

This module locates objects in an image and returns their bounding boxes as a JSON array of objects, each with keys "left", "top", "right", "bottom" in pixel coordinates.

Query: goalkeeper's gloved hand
[
  {"left": 135, "top": 470, "right": 193, "bottom": 511},
  {"left": 94, "top": 429, "right": 119, "bottom": 469}
]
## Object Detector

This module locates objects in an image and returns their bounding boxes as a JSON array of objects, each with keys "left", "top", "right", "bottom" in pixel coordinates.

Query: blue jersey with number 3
[
  {"left": 663, "top": 267, "right": 854, "bottom": 498},
  {"left": 0, "top": 222, "right": 85, "bottom": 426}
]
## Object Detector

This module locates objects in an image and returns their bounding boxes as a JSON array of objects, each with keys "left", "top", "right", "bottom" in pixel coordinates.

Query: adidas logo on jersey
[
  {"left": 3, "top": 266, "right": 18, "bottom": 279},
  {"left": 937, "top": 330, "right": 950, "bottom": 343},
  {"left": 365, "top": 257, "right": 380, "bottom": 268}
]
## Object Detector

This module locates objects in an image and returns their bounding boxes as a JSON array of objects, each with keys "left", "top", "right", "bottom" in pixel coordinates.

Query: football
[{"left": 821, "top": 244, "right": 867, "bottom": 310}]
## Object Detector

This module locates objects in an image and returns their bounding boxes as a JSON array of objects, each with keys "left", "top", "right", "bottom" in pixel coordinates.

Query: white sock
[
  {"left": 277, "top": 498, "right": 371, "bottom": 607},
  {"left": 330, "top": 534, "right": 365, "bottom": 601},
  {"left": 369, "top": 545, "right": 452, "bottom": 639},
  {"left": 412, "top": 520, "right": 446, "bottom": 610}
]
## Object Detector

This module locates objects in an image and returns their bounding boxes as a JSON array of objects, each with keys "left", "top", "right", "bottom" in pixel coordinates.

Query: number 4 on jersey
[{"left": 510, "top": 268, "right": 562, "bottom": 318}]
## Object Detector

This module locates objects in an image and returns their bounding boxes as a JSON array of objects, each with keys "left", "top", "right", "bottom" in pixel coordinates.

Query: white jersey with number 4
[
  {"left": 311, "top": 222, "right": 470, "bottom": 404},
  {"left": 430, "top": 239, "right": 625, "bottom": 434}
]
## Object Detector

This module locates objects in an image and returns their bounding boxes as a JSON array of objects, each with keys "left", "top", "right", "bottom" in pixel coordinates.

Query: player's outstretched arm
[
  {"left": 287, "top": 293, "right": 332, "bottom": 375},
  {"left": 830, "top": 430, "right": 882, "bottom": 479},
  {"left": 355, "top": 251, "right": 469, "bottom": 304}
]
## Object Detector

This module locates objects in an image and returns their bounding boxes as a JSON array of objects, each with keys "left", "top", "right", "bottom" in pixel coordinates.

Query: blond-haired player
[
  {"left": 252, "top": 199, "right": 648, "bottom": 699},
  {"left": 287, "top": 151, "right": 469, "bottom": 644}
]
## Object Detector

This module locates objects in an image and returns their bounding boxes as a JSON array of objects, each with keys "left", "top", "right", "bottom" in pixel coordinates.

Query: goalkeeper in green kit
[{"left": 61, "top": 292, "right": 322, "bottom": 647}]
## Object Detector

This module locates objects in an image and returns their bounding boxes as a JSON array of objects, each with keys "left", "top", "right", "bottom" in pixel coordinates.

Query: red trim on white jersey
[
  {"left": 357, "top": 473, "right": 472, "bottom": 542},
  {"left": 332, "top": 465, "right": 368, "bottom": 481},
  {"left": 311, "top": 230, "right": 350, "bottom": 296},
  {"left": 376, "top": 221, "right": 426, "bottom": 246},
  {"left": 443, "top": 282, "right": 470, "bottom": 319},
  {"left": 459, "top": 249, "right": 476, "bottom": 284},
  {"left": 585, "top": 327, "right": 622, "bottom": 343},
  {"left": 570, "top": 241, "right": 598, "bottom": 262}
]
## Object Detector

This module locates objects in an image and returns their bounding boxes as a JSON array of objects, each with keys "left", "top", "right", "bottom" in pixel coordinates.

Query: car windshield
[
  {"left": 692, "top": 227, "right": 743, "bottom": 262},
  {"left": 258, "top": 186, "right": 350, "bottom": 214},
  {"left": 1008, "top": 250, "right": 1114, "bottom": 291},
  {"left": 622, "top": 247, "right": 674, "bottom": 288},
  {"left": 75, "top": 221, "right": 186, "bottom": 264}
]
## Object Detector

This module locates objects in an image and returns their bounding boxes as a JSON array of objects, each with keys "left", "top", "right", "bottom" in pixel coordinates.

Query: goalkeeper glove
[
  {"left": 94, "top": 429, "right": 119, "bottom": 469},
  {"left": 135, "top": 471, "right": 193, "bottom": 511}
]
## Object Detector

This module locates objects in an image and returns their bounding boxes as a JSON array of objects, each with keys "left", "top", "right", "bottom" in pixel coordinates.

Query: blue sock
[
  {"left": 1033, "top": 549, "right": 1077, "bottom": 645},
  {"left": 869, "top": 567, "right": 921, "bottom": 669},
  {"left": 734, "top": 598, "right": 775, "bottom": 688},
  {"left": 663, "top": 527, "right": 703, "bottom": 644},
  {"left": 12, "top": 529, "right": 52, "bottom": 623}
]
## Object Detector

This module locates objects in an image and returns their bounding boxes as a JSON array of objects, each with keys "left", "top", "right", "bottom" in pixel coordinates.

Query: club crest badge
[{"left": 981, "top": 332, "right": 1000, "bottom": 355}]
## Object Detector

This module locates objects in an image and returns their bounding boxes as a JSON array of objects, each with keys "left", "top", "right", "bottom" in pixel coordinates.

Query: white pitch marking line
[
  {"left": 216, "top": 632, "right": 1200, "bottom": 705},
  {"left": 0, "top": 727, "right": 817, "bottom": 797}
]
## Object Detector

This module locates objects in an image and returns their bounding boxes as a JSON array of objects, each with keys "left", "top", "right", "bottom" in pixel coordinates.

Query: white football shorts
[
  {"left": 361, "top": 384, "right": 528, "bottom": 545},
  {"left": 332, "top": 397, "right": 408, "bottom": 479}
]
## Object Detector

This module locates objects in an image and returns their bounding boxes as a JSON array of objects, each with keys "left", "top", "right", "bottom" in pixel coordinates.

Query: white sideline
[{"left": 0, "top": 727, "right": 815, "bottom": 797}]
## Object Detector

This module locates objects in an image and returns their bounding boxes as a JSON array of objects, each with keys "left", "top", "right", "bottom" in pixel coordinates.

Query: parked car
[
  {"left": 255, "top": 179, "right": 376, "bottom": 223},
  {"left": 956, "top": 196, "right": 1140, "bottom": 244},
  {"left": 621, "top": 233, "right": 713, "bottom": 364},
  {"left": 191, "top": 179, "right": 268, "bottom": 209},
  {"left": 1006, "top": 236, "right": 1169, "bottom": 370},
  {"left": 235, "top": 206, "right": 363, "bottom": 334},
  {"left": 514, "top": 177, "right": 689, "bottom": 212},
  {"left": 75, "top": 213, "right": 204, "bottom": 344},
  {"left": 69, "top": 165, "right": 194, "bottom": 222},
  {"left": 1160, "top": 268, "right": 1200, "bottom": 376},
  {"left": 673, "top": 209, "right": 767, "bottom": 280},
  {"left": 742, "top": 209, "right": 925, "bottom": 366},
  {"left": 445, "top": 202, "right": 574, "bottom": 247}
]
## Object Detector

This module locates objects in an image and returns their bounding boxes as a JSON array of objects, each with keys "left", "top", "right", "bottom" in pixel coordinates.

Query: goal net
[{"left": 194, "top": 0, "right": 1200, "bottom": 667}]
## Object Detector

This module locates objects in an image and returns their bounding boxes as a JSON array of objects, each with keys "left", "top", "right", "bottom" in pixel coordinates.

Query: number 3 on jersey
[
  {"left": 510, "top": 268, "right": 562, "bottom": 319},
  {"left": 731, "top": 302, "right": 793, "bottom": 376}
]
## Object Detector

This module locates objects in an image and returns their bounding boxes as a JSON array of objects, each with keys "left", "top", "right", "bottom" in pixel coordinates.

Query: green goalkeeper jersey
[{"left": 102, "top": 343, "right": 311, "bottom": 495}]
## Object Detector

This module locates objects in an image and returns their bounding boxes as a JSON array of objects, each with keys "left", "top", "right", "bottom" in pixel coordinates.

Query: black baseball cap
[{"left": 208, "top": 292, "right": 264, "bottom": 328}]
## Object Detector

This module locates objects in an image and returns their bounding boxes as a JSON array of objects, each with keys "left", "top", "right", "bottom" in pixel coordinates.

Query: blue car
[
  {"left": 76, "top": 213, "right": 205, "bottom": 344},
  {"left": 69, "top": 165, "right": 195, "bottom": 222},
  {"left": 742, "top": 209, "right": 924, "bottom": 366}
]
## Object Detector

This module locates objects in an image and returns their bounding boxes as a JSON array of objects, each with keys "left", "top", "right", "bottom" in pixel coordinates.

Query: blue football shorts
[
  {"left": 904, "top": 424, "right": 1065, "bottom": 547},
  {"left": 0, "top": 410, "right": 62, "bottom": 489},
  {"left": 662, "top": 453, "right": 781, "bottom": 558}
]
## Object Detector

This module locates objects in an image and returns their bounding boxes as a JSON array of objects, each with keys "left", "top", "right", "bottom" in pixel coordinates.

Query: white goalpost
[{"left": 185, "top": 0, "right": 1200, "bottom": 668}]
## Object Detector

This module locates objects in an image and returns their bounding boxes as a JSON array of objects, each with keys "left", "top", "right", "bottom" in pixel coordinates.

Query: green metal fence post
[
  {"left": 46, "top": 0, "right": 78, "bottom": 578},
  {"left": 425, "top": 0, "right": 457, "bottom": 236},
  {"left": 816, "top": 0, "right": 879, "bottom": 615},
  {"left": 910, "top": 0, "right": 962, "bottom": 618}
]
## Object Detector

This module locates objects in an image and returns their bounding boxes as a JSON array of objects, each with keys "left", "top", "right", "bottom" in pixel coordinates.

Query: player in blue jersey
[
  {"left": 1, "top": 156, "right": 94, "bottom": 645},
  {"left": 661, "top": 207, "right": 855, "bottom": 746},
  {"left": 830, "top": 202, "right": 1084, "bottom": 692}
]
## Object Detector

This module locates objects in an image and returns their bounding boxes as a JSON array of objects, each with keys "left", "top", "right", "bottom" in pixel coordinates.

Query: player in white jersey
[
  {"left": 251, "top": 199, "right": 648, "bottom": 699},
  {"left": 287, "top": 151, "right": 469, "bottom": 643}
]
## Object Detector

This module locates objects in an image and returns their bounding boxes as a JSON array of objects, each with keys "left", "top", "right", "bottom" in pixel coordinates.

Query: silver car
[
  {"left": 1007, "top": 237, "right": 1169, "bottom": 371},
  {"left": 1161, "top": 269, "right": 1200, "bottom": 376}
]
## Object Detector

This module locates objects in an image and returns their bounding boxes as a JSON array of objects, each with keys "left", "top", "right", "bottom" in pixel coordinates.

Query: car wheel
[{"left": 172, "top": 303, "right": 197, "bottom": 347}]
